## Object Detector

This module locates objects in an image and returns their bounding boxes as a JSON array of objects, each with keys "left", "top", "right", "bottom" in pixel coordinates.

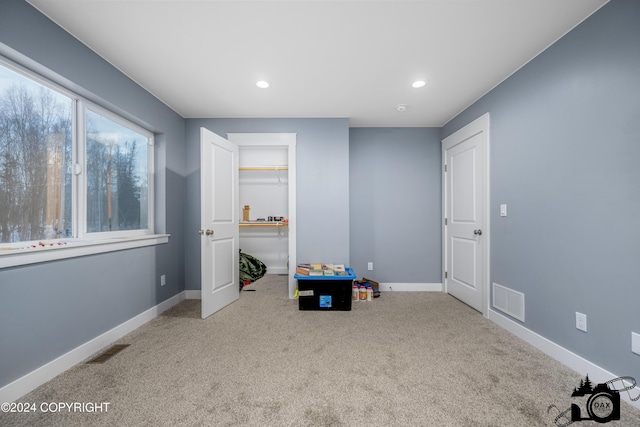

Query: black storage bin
[{"left": 295, "top": 268, "right": 355, "bottom": 311}]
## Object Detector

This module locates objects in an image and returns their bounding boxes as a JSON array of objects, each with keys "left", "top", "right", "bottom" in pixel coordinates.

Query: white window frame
[
  {"left": 78, "top": 101, "right": 155, "bottom": 239},
  {"left": 0, "top": 57, "right": 167, "bottom": 269}
]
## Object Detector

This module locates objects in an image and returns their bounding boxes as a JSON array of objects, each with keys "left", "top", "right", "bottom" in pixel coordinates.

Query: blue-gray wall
[
  {"left": 443, "top": 0, "right": 640, "bottom": 380},
  {"left": 0, "top": 0, "right": 186, "bottom": 388},
  {"left": 184, "top": 118, "right": 350, "bottom": 291},
  {"left": 349, "top": 128, "right": 441, "bottom": 283}
]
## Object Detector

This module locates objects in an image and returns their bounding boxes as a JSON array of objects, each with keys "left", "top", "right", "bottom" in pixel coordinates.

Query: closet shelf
[
  {"left": 240, "top": 222, "right": 288, "bottom": 227},
  {"left": 239, "top": 166, "right": 288, "bottom": 171}
]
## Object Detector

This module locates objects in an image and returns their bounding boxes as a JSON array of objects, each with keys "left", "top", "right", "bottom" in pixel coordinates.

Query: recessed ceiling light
[
  {"left": 396, "top": 104, "right": 407, "bottom": 112},
  {"left": 412, "top": 80, "right": 426, "bottom": 88},
  {"left": 256, "top": 80, "right": 270, "bottom": 89}
]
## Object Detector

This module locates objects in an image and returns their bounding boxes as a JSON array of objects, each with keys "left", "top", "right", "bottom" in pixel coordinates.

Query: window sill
[{"left": 0, "top": 234, "right": 170, "bottom": 269}]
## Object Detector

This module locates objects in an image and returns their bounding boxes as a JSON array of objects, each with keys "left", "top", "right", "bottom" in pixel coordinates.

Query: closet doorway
[{"left": 227, "top": 133, "right": 297, "bottom": 299}]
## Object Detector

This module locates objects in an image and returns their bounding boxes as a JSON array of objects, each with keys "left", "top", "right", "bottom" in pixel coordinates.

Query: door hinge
[
  {"left": 445, "top": 271, "right": 448, "bottom": 279},
  {"left": 444, "top": 218, "right": 448, "bottom": 226},
  {"left": 444, "top": 164, "right": 448, "bottom": 172}
]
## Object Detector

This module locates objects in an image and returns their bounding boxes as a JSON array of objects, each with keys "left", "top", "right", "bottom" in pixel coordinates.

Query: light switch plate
[{"left": 500, "top": 204, "right": 507, "bottom": 217}]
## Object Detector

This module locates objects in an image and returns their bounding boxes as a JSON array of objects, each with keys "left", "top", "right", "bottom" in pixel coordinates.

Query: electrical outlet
[
  {"left": 632, "top": 332, "right": 640, "bottom": 356},
  {"left": 576, "top": 312, "right": 587, "bottom": 332},
  {"left": 367, "top": 262, "right": 373, "bottom": 271},
  {"left": 160, "top": 274, "right": 166, "bottom": 286}
]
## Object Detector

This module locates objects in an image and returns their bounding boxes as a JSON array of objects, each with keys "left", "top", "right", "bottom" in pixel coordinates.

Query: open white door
[
  {"left": 443, "top": 114, "right": 489, "bottom": 315},
  {"left": 200, "top": 127, "right": 239, "bottom": 319}
]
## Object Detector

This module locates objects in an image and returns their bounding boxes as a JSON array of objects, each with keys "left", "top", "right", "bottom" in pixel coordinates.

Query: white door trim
[
  {"left": 227, "top": 133, "right": 297, "bottom": 299},
  {"left": 442, "top": 113, "right": 490, "bottom": 317}
]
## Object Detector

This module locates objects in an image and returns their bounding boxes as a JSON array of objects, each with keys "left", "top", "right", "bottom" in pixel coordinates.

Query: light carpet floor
[{"left": 2, "top": 274, "right": 639, "bottom": 426}]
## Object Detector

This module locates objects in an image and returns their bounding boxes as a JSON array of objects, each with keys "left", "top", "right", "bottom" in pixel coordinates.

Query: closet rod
[{"left": 238, "top": 166, "right": 288, "bottom": 171}]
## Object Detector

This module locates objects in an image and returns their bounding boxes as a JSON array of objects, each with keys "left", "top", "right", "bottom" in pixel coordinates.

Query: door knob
[
  {"left": 198, "top": 229, "right": 214, "bottom": 236},
  {"left": 473, "top": 229, "right": 483, "bottom": 236}
]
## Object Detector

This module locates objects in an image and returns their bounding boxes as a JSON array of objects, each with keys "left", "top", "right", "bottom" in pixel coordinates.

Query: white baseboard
[
  {"left": 0, "top": 291, "right": 186, "bottom": 403},
  {"left": 488, "top": 308, "right": 640, "bottom": 410},
  {"left": 379, "top": 282, "right": 442, "bottom": 292},
  {"left": 184, "top": 289, "right": 201, "bottom": 299}
]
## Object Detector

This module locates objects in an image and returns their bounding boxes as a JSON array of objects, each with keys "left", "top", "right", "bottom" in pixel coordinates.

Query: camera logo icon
[
  {"left": 570, "top": 376, "right": 620, "bottom": 423},
  {"left": 548, "top": 375, "right": 639, "bottom": 426}
]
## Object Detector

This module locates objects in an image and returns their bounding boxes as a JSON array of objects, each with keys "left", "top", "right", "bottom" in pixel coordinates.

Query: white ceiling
[{"left": 26, "top": 0, "right": 608, "bottom": 127}]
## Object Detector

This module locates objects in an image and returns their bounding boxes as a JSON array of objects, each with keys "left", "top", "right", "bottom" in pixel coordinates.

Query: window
[
  {"left": 83, "top": 107, "right": 152, "bottom": 236},
  {"left": 0, "top": 58, "right": 155, "bottom": 250},
  {"left": 0, "top": 63, "right": 73, "bottom": 243}
]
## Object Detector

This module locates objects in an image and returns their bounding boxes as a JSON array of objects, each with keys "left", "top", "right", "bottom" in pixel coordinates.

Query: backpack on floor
[{"left": 239, "top": 249, "right": 267, "bottom": 290}]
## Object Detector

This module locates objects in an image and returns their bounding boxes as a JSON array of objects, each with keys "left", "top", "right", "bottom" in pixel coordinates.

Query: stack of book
[{"left": 296, "top": 263, "right": 348, "bottom": 276}]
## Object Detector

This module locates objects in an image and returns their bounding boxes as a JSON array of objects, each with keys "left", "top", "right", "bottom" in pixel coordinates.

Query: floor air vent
[{"left": 86, "top": 344, "right": 130, "bottom": 364}]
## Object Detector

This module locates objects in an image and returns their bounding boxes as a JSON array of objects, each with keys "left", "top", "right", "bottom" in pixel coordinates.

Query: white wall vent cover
[{"left": 493, "top": 283, "right": 525, "bottom": 322}]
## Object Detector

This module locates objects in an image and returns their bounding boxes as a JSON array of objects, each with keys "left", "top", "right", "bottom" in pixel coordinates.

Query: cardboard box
[{"left": 356, "top": 277, "right": 379, "bottom": 291}]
